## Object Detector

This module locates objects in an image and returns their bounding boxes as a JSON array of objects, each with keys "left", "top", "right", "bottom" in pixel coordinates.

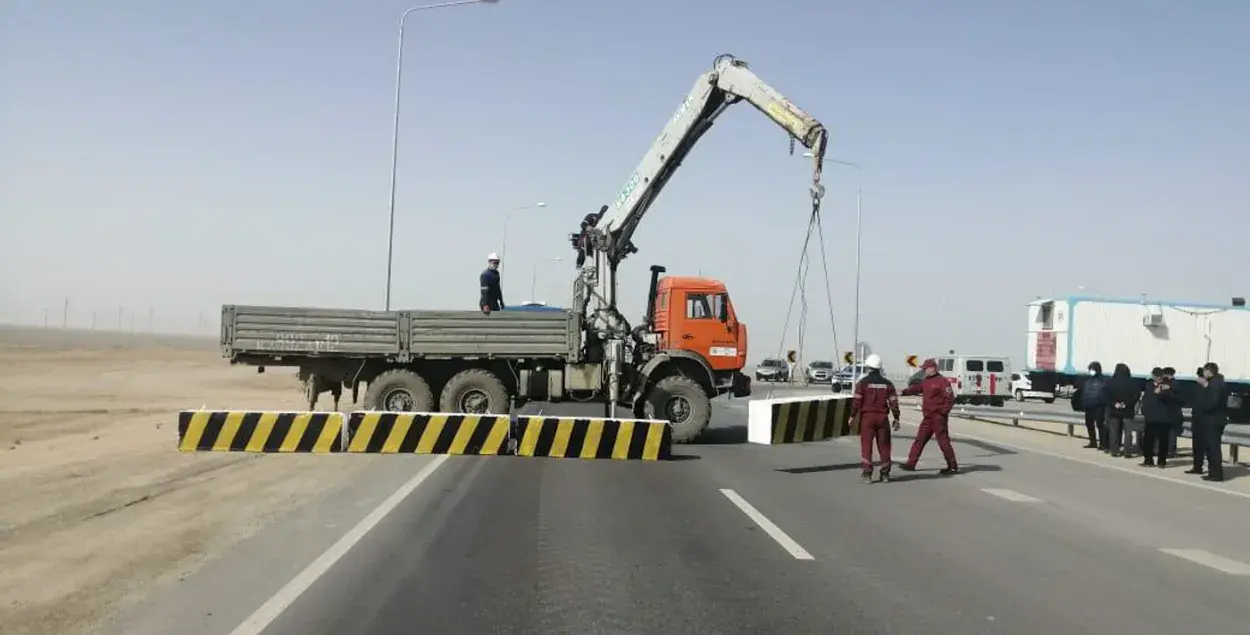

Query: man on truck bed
[{"left": 479, "top": 253, "right": 505, "bottom": 314}]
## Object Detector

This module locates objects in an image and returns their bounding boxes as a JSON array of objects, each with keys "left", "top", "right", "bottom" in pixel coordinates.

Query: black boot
[
  {"left": 940, "top": 465, "right": 960, "bottom": 475},
  {"left": 861, "top": 469, "right": 873, "bottom": 483}
]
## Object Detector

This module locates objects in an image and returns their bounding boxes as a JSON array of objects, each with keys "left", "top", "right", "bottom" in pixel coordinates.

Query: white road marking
[
  {"left": 228, "top": 455, "right": 450, "bottom": 635},
  {"left": 719, "top": 488, "right": 814, "bottom": 560},
  {"left": 981, "top": 488, "right": 1042, "bottom": 503},
  {"left": 1159, "top": 549, "right": 1250, "bottom": 576},
  {"left": 894, "top": 421, "right": 1250, "bottom": 501}
]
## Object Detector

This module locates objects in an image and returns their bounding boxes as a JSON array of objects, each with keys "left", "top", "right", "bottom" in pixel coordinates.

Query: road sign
[
  {"left": 843, "top": 351, "right": 854, "bottom": 365},
  {"left": 906, "top": 355, "right": 919, "bottom": 368},
  {"left": 786, "top": 350, "right": 797, "bottom": 363}
]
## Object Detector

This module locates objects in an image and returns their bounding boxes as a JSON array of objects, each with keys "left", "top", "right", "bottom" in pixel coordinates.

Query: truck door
[{"left": 674, "top": 290, "right": 740, "bottom": 371}]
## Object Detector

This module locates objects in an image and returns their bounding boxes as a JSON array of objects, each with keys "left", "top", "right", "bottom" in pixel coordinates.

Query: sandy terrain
[{"left": 0, "top": 326, "right": 371, "bottom": 635}]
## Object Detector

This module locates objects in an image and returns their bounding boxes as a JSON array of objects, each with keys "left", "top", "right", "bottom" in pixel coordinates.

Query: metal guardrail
[{"left": 931, "top": 404, "right": 1248, "bottom": 464}]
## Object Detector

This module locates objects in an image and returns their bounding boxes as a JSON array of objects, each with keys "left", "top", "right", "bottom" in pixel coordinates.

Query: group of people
[
  {"left": 1077, "top": 361, "right": 1229, "bottom": 481},
  {"left": 850, "top": 356, "right": 958, "bottom": 483}
]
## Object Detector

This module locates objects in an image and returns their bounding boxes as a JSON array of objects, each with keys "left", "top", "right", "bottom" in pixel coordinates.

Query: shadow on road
[
  {"left": 666, "top": 453, "right": 702, "bottom": 461},
  {"left": 775, "top": 462, "right": 861, "bottom": 475},
  {"left": 890, "top": 463, "right": 1003, "bottom": 482},
  {"left": 698, "top": 425, "right": 748, "bottom": 445}
]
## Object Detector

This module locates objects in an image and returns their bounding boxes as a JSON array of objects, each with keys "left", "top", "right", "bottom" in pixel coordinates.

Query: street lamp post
[
  {"left": 500, "top": 202, "right": 546, "bottom": 274},
  {"left": 384, "top": 0, "right": 501, "bottom": 310},
  {"left": 803, "top": 152, "right": 863, "bottom": 383},
  {"left": 531, "top": 255, "right": 562, "bottom": 301}
]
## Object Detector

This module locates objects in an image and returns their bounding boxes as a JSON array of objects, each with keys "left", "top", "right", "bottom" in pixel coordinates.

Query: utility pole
[
  {"left": 91, "top": 310, "right": 97, "bottom": 330},
  {"left": 62, "top": 297, "right": 69, "bottom": 328},
  {"left": 117, "top": 307, "right": 123, "bottom": 330}
]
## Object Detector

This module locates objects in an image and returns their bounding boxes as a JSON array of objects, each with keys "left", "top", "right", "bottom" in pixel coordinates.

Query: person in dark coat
[
  {"left": 479, "top": 252, "right": 505, "bottom": 314},
  {"left": 1080, "top": 361, "right": 1109, "bottom": 449},
  {"left": 1140, "top": 367, "right": 1180, "bottom": 467},
  {"left": 1162, "top": 367, "right": 1182, "bottom": 457},
  {"left": 1188, "top": 362, "right": 1228, "bottom": 481},
  {"left": 1104, "top": 363, "right": 1139, "bottom": 458}
]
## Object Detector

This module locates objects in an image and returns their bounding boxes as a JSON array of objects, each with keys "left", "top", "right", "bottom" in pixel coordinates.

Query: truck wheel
[
  {"left": 1014, "top": 389, "right": 1025, "bottom": 402},
  {"left": 644, "top": 375, "right": 712, "bottom": 444},
  {"left": 1043, "top": 397, "right": 1055, "bottom": 404},
  {"left": 440, "top": 369, "right": 510, "bottom": 415},
  {"left": 363, "top": 369, "right": 434, "bottom": 412}
]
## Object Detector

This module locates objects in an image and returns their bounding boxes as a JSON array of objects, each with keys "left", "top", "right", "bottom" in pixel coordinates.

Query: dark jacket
[
  {"left": 1140, "top": 379, "right": 1182, "bottom": 424},
  {"left": 1195, "top": 373, "right": 1228, "bottom": 426},
  {"left": 479, "top": 268, "right": 504, "bottom": 311},
  {"left": 901, "top": 373, "right": 955, "bottom": 417},
  {"left": 1105, "top": 363, "right": 1139, "bottom": 420},
  {"left": 851, "top": 370, "right": 901, "bottom": 419},
  {"left": 1081, "top": 362, "right": 1109, "bottom": 410}
]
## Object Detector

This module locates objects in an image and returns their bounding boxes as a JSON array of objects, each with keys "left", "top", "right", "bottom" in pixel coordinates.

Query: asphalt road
[{"left": 103, "top": 397, "right": 1250, "bottom": 635}]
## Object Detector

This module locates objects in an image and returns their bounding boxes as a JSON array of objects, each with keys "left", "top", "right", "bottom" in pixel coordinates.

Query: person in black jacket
[
  {"left": 1189, "top": 362, "right": 1228, "bottom": 481},
  {"left": 1140, "top": 367, "right": 1179, "bottom": 467},
  {"left": 1162, "top": 367, "right": 1182, "bottom": 457},
  {"left": 1104, "top": 363, "right": 1140, "bottom": 458},
  {"left": 1079, "top": 361, "right": 1109, "bottom": 449}
]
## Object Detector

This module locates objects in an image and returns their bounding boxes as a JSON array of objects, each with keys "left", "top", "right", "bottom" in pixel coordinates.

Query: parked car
[
  {"left": 755, "top": 358, "right": 791, "bottom": 382},
  {"left": 1010, "top": 372, "right": 1056, "bottom": 403},
  {"left": 830, "top": 364, "right": 868, "bottom": 392},
  {"left": 805, "top": 360, "right": 834, "bottom": 384}
]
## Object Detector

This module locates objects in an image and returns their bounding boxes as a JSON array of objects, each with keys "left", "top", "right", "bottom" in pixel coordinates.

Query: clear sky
[{"left": 2, "top": 0, "right": 1246, "bottom": 369}]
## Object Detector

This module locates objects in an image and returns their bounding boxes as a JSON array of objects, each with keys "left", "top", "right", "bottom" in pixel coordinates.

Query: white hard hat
[
  {"left": 487, "top": 252, "right": 500, "bottom": 261},
  {"left": 864, "top": 354, "right": 882, "bottom": 370}
]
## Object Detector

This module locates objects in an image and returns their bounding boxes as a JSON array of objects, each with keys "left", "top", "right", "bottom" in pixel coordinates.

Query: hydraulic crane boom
[{"left": 571, "top": 53, "right": 831, "bottom": 415}]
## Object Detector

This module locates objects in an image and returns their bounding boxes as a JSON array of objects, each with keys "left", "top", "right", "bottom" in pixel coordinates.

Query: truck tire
[
  {"left": 363, "top": 369, "right": 434, "bottom": 412},
  {"left": 440, "top": 369, "right": 510, "bottom": 415},
  {"left": 644, "top": 375, "right": 712, "bottom": 444}
]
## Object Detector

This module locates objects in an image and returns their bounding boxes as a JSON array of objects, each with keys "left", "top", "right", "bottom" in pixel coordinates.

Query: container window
[
  {"left": 987, "top": 361, "right": 1005, "bottom": 372},
  {"left": 965, "top": 360, "right": 985, "bottom": 371}
]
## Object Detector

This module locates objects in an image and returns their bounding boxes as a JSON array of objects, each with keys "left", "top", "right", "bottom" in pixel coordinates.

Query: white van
[{"left": 931, "top": 355, "right": 1011, "bottom": 407}]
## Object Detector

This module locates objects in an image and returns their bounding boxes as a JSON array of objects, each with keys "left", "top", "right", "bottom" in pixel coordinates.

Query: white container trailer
[{"left": 1024, "top": 295, "right": 1250, "bottom": 422}]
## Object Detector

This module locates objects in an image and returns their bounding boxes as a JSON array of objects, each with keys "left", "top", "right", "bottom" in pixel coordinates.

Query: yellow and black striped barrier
[
  {"left": 513, "top": 416, "right": 672, "bottom": 460},
  {"left": 177, "top": 410, "right": 345, "bottom": 453},
  {"left": 747, "top": 395, "right": 854, "bottom": 444},
  {"left": 345, "top": 412, "right": 511, "bottom": 455}
]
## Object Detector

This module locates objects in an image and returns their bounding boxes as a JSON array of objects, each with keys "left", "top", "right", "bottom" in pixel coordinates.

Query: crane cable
[{"left": 765, "top": 181, "right": 841, "bottom": 399}]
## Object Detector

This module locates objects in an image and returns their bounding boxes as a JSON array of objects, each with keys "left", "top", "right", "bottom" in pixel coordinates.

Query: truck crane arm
[
  {"left": 591, "top": 54, "right": 828, "bottom": 272},
  {"left": 570, "top": 54, "right": 831, "bottom": 417}
]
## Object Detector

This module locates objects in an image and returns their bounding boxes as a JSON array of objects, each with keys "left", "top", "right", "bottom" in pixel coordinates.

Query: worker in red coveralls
[
  {"left": 851, "top": 354, "right": 902, "bottom": 483},
  {"left": 898, "top": 358, "right": 960, "bottom": 475}
]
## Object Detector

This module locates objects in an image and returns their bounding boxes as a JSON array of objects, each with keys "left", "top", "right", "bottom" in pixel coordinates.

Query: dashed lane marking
[
  {"left": 227, "top": 455, "right": 450, "bottom": 635},
  {"left": 1159, "top": 549, "right": 1250, "bottom": 576},
  {"left": 981, "top": 488, "right": 1042, "bottom": 503},
  {"left": 719, "top": 488, "right": 814, "bottom": 560}
]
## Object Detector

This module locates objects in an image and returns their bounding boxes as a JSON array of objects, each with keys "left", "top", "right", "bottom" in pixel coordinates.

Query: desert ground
[{"left": 0, "top": 326, "right": 371, "bottom": 635}]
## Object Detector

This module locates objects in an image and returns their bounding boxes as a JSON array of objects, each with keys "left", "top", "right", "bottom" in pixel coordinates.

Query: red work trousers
[
  {"left": 859, "top": 413, "right": 892, "bottom": 471},
  {"left": 906, "top": 413, "right": 958, "bottom": 468}
]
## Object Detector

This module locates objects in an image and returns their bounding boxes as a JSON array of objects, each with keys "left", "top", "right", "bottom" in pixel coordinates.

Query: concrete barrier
[
  {"left": 177, "top": 410, "right": 345, "bottom": 453},
  {"left": 345, "top": 412, "right": 511, "bottom": 455},
  {"left": 747, "top": 394, "right": 854, "bottom": 445},
  {"left": 514, "top": 416, "right": 672, "bottom": 460}
]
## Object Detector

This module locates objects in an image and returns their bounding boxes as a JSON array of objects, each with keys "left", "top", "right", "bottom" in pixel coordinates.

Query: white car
[{"left": 1010, "top": 372, "right": 1056, "bottom": 404}]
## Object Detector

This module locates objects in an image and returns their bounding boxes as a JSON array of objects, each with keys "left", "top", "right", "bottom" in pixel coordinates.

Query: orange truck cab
[{"left": 647, "top": 269, "right": 750, "bottom": 401}]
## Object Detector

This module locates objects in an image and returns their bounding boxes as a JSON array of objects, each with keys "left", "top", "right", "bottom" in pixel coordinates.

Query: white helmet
[
  {"left": 487, "top": 252, "right": 500, "bottom": 262},
  {"left": 864, "top": 354, "right": 882, "bottom": 370}
]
